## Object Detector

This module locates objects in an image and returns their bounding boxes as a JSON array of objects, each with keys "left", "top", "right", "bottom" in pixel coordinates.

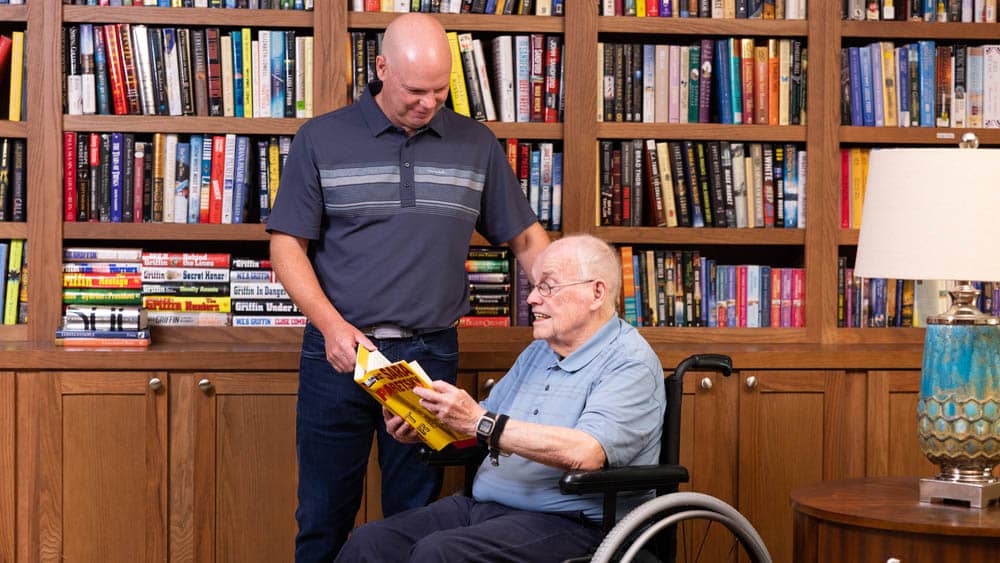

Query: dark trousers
[
  {"left": 334, "top": 496, "right": 605, "bottom": 563},
  {"left": 294, "top": 324, "right": 459, "bottom": 562}
]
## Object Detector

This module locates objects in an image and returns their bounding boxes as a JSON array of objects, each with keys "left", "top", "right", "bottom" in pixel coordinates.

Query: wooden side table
[{"left": 792, "top": 477, "right": 1000, "bottom": 563}]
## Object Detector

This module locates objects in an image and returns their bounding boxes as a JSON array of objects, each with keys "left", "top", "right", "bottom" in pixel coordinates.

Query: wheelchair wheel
[{"left": 589, "top": 492, "right": 771, "bottom": 563}]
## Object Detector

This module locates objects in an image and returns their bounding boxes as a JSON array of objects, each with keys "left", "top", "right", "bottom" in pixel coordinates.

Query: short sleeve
[
  {"left": 475, "top": 139, "right": 537, "bottom": 245},
  {"left": 266, "top": 126, "right": 324, "bottom": 240}
]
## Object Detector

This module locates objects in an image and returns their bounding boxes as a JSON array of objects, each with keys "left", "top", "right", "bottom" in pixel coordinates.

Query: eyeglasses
[{"left": 529, "top": 279, "right": 595, "bottom": 297}]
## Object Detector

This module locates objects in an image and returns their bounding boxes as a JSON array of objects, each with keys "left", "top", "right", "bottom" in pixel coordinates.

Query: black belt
[{"left": 359, "top": 323, "right": 454, "bottom": 339}]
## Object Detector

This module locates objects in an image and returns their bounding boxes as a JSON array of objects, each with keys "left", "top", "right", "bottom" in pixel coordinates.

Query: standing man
[{"left": 267, "top": 12, "right": 549, "bottom": 562}]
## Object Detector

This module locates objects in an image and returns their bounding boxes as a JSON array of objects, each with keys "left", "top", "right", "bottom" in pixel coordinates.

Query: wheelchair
[{"left": 423, "top": 354, "right": 771, "bottom": 563}]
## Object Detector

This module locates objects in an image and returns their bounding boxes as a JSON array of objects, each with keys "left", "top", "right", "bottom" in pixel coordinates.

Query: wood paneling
[
  {"left": 0, "top": 372, "right": 13, "bottom": 563},
  {"left": 867, "top": 371, "right": 938, "bottom": 478}
]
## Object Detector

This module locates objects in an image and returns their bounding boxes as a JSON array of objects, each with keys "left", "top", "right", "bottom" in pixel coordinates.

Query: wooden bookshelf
[
  {"left": 62, "top": 5, "right": 315, "bottom": 27},
  {"left": 596, "top": 226, "right": 806, "bottom": 245},
  {"left": 0, "top": 4, "right": 27, "bottom": 21},
  {"left": 598, "top": 123, "right": 807, "bottom": 142},
  {"left": 347, "top": 12, "right": 564, "bottom": 33},
  {"left": 63, "top": 222, "right": 270, "bottom": 241},
  {"left": 0, "top": 121, "right": 27, "bottom": 138},
  {"left": 841, "top": 20, "right": 1000, "bottom": 39},
  {"left": 0, "top": 223, "right": 27, "bottom": 240},
  {"left": 598, "top": 16, "right": 808, "bottom": 36},
  {"left": 839, "top": 126, "right": 1000, "bottom": 145},
  {"left": 63, "top": 116, "right": 307, "bottom": 135}
]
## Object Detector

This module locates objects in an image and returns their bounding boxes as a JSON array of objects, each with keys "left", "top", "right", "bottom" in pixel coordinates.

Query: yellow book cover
[
  {"left": 354, "top": 347, "right": 475, "bottom": 451},
  {"left": 850, "top": 147, "right": 865, "bottom": 229},
  {"left": 880, "top": 42, "right": 897, "bottom": 127},
  {"left": 8, "top": 31, "right": 24, "bottom": 121},
  {"left": 4, "top": 239, "right": 23, "bottom": 325},
  {"left": 268, "top": 137, "right": 281, "bottom": 207},
  {"left": 446, "top": 32, "right": 471, "bottom": 117},
  {"left": 636, "top": 0, "right": 646, "bottom": 16},
  {"left": 242, "top": 28, "right": 253, "bottom": 118}
]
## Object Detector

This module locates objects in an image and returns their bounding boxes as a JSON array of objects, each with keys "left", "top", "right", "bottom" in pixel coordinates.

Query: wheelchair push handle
[{"left": 671, "top": 354, "right": 733, "bottom": 383}]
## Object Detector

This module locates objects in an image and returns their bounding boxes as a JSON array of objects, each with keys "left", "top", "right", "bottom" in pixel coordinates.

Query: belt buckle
[{"left": 371, "top": 325, "right": 412, "bottom": 339}]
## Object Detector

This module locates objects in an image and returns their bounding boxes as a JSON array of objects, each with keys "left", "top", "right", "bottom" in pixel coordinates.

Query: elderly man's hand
[
  {"left": 383, "top": 408, "right": 423, "bottom": 444},
  {"left": 412, "top": 381, "right": 486, "bottom": 436}
]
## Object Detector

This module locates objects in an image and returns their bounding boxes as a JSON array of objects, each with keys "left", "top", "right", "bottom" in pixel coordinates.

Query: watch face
[{"left": 477, "top": 417, "right": 495, "bottom": 435}]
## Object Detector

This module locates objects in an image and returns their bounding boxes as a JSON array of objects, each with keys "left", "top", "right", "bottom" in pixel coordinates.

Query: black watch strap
[
  {"left": 476, "top": 411, "right": 497, "bottom": 446},
  {"left": 488, "top": 414, "right": 510, "bottom": 466}
]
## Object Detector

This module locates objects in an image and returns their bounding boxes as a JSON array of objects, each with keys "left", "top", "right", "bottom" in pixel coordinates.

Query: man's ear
[
  {"left": 375, "top": 55, "right": 387, "bottom": 81},
  {"left": 591, "top": 279, "right": 607, "bottom": 310}
]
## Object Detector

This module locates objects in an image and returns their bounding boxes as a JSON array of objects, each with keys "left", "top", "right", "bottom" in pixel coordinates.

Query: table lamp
[{"left": 854, "top": 134, "right": 1000, "bottom": 509}]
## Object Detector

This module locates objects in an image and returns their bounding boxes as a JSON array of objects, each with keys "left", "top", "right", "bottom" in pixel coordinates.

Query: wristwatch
[{"left": 476, "top": 411, "right": 499, "bottom": 446}]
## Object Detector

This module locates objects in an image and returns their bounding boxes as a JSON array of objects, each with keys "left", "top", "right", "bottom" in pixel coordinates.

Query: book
[{"left": 354, "top": 346, "right": 475, "bottom": 451}]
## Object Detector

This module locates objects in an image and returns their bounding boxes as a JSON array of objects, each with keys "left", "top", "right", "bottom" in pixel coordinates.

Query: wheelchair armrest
[
  {"left": 418, "top": 443, "right": 488, "bottom": 467},
  {"left": 559, "top": 464, "right": 689, "bottom": 495}
]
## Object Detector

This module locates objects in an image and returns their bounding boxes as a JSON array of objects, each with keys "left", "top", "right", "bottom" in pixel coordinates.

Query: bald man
[
  {"left": 267, "top": 13, "right": 549, "bottom": 561},
  {"left": 334, "top": 235, "right": 665, "bottom": 562}
]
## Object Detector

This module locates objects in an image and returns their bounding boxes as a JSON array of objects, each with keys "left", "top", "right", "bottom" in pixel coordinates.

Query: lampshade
[{"left": 854, "top": 148, "right": 1000, "bottom": 282}]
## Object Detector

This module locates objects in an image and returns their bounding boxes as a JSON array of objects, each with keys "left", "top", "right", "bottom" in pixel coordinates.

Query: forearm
[
  {"left": 506, "top": 222, "right": 549, "bottom": 284},
  {"left": 269, "top": 232, "right": 344, "bottom": 333},
  {"left": 494, "top": 419, "right": 606, "bottom": 472}
]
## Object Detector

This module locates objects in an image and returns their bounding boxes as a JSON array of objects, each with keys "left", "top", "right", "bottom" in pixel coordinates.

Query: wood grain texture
[
  {"left": 596, "top": 123, "right": 806, "bottom": 142},
  {"left": 0, "top": 373, "right": 13, "bottom": 563},
  {"left": 867, "top": 371, "right": 938, "bottom": 478},
  {"left": 842, "top": 21, "right": 1000, "bottom": 39},
  {"left": 563, "top": 3, "right": 597, "bottom": 234},
  {"left": 598, "top": 16, "right": 806, "bottom": 36},
  {"left": 63, "top": 115, "right": 307, "bottom": 135},
  {"left": 16, "top": 372, "right": 61, "bottom": 562},
  {"left": 348, "top": 12, "right": 563, "bottom": 33},
  {"left": 63, "top": 5, "right": 314, "bottom": 27},
  {"left": 169, "top": 373, "right": 197, "bottom": 562}
]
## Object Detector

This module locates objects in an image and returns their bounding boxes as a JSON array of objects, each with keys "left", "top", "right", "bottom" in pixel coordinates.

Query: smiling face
[
  {"left": 374, "top": 15, "right": 452, "bottom": 135},
  {"left": 527, "top": 239, "right": 612, "bottom": 357}
]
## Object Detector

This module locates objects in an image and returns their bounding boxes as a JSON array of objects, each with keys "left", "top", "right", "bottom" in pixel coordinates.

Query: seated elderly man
[{"left": 335, "top": 234, "right": 664, "bottom": 563}]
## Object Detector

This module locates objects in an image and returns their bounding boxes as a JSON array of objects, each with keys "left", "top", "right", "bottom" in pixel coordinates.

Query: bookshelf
[{"left": 8, "top": 0, "right": 953, "bottom": 349}]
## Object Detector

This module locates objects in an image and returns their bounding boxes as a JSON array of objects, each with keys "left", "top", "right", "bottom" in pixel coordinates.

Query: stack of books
[
  {"left": 142, "top": 252, "right": 231, "bottom": 326},
  {"left": 58, "top": 247, "right": 149, "bottom": 347},
  {"left": 230, "top": 257, "right": 305, "bottom": 327},
  {"left": 460, "top": 247, "right": 512, "bottom": 328}
]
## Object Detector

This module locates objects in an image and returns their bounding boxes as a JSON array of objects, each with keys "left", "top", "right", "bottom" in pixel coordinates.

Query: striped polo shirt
[{"left": 267, "top": 81, "right": 537, "bottom": 331}]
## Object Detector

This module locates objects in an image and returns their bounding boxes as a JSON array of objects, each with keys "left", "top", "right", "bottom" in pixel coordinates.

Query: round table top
[{"left": 790, "top": 476, "right": 1000, "bottom": 537}]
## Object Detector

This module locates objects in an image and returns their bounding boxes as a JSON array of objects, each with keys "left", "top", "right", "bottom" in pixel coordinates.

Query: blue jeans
[
  {"left": 334, "top": 496, "right": 604, "bottom": 563},
  {"left": 295, "top": 323, "right": 459, "bottom": 562}
]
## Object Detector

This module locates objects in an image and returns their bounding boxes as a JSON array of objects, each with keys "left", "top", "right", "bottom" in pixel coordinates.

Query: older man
[
  {"left": 335, "top": 234, "right": 665, "bottom": 562},
  {"left": 268, "top": 12, "right": 548, "bottom": 560}
]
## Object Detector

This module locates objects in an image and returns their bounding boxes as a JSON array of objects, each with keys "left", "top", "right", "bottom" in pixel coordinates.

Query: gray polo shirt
[{"left": 267, "top": 82, "right": 537, "bottom": 330}]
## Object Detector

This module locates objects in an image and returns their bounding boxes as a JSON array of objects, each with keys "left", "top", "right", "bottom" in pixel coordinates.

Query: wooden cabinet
[
  {"left": 866, "top": 370, "right": 938, "bottom": 478},
  {"left": 169, "top": 372, "right": 298, "bottom": 563},
  {"left": 17, "top": 371, "right": 168, "bottom": 563}
]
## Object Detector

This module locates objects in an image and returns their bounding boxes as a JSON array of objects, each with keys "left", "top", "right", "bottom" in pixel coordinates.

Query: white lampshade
[{"left": 855, "top": 148, "right": 1000, "bottom": 282}]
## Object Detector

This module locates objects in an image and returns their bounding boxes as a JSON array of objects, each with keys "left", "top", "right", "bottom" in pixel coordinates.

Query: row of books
[
  {"left": 840, "top": 41, "right": 1000, "bottom": 129},
  {"left": 63, "top": 132, "right": 292, "bottom": 224},
  {"left": 599, "top": 38, "right": 806, "bottom": 126},
  {"left": 349, "top": 32, "right": 564, "bottom": 124},
  {"left": 61, "top": 248, "right": 305, "bottom": 327},
  {"left": 0, "top": 32, "right": 26, "bottom": 122},
  {"left": 599, "top": 0, "right": 807, "bottom": 19},
  {"left": 63, "top": 0, "right": 312, "bottom": 7},
  {"left": 600, "top": 139, "right": 806, "bottom": 229},
  {"left": 621, "top": 246, "right": 805, "bottom": 328},
  {"left": 59, "top": 249, "right": 150, "bottom": 346},
  {"left": 501, "top": 139, "right": 562, "bottom": 231},
  {"left": 349, "top": 0, "right": 561, "bottom": 15},
  {"left": 836, "top": 260, "right": 1000, "bottom": 328},
  {"left": 459, "top": 247, "right": 532, "bottom": 328},
  {"left": 64, "top": 24, "right": 313, "bottom": 119},
  {"left": 0, "top": 138, "right": 26, "bottom": 222},
  {"left": 843, "top": 0, "right": 998, "bottom": 21},
  {"left": 0, "top": 240, "right": 26, "bottom": 326}
]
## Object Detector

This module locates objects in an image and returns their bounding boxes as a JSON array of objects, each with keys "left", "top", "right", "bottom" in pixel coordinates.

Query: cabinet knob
[
  {"left": 887, "top": 558, "right": 901, "bottom": 563},
  {"left": 198, "top": 378, "right": 213, "bottom": 393},
  {"left": 148, "top": 377, "right": 163, "bottom": 391},
  {"left": 745, "top": 376, "right": 758, "bottom": 390},
  {"left": 483, "top": 379, "right": 496, "bottom": 393},
  {"left": 700, "top": 377, "right": 713, "bottom": 391}
]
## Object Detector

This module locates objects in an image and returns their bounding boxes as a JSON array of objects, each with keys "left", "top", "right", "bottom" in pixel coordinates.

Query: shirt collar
[
  {"left": 359, "top": 80, "right": 447, "bottom": 138},
  {"left": 552, "top": 316, "right": 622, "bottom": 373}
]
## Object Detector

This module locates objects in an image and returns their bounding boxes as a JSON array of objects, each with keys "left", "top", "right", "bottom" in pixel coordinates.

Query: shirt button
[
  {"left": 533, "top": 409, "right": 539, "bottom": 415},
  {"left": 544, "top": 385, "right": 549, "bottom": 391},
  {"left": 404, "top": 162, "right": 410, "bottom": 168}
]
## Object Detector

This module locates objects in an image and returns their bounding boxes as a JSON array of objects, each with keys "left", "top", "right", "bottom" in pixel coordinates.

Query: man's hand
[
  {"left": 383, "top": 408, "right": 422, "bottom": 444},
  {"left": 322, "top": 319, "right": 375, "bottom": 372},
  {"left": 412, "top": 381, "right": 485, "bottom": 436}
]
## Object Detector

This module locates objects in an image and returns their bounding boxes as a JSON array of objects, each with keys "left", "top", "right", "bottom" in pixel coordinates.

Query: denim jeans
[{"left": 294, "top": 323, "right": 459, "bottom": 562}]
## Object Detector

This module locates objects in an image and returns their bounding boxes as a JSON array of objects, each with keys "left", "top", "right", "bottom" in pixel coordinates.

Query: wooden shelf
[
  {"left": 0, "top": 5, "right": 27, "bottom": 21},
  {"left": 485, "top": 122, "right": 562, "bottom": 139},
  {"left": 841, "top": 21, "right": 1000, "bottom": 39},
  {"left": 839, "top": 126, "right": 1000, "bottom": 145},
  {"left": 599, "top": 16, "right": 807, "bottom": 36},
  {"left": 0, "top": 223, "right": 28, "bottom": 240},
  {"left": 598, "top": 123, "right": 807, "bottom": 142},
  {"left": 839, "top": 229, "right": 859, "bottom": 245},
  {"left": 0, "top": 325, "right": 27, "bottom": 342},
  {"left": 0, "top": 121, "right": 27, "bottom": 138},
  {"left": 62, "top": 5, "right": 314, "bottom": 27},
  {"left": 64, "top": 222, "right": 270, "bottom": 241},
  {"left": 153, "top": 326, "right": 302, "bottom": 344},
  {"left": 348, "top": 12, "right": 564, "bottom": 33},
  {"left": 639, "top": 327, "right": 808, "bottom": 344},
  {"left": 64, "top": 115, "right": 307, "bottom": 135},
  {"left": 834, "top": 327, "right": 925, "bottom": 345},
  {"left": 596, "top": 226, "right": 806, "bottom": 245}
]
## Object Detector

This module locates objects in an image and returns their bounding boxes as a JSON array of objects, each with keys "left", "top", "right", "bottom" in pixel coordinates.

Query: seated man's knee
[
  {"left": 408, "top": 530, "right": 466, "bottom": 562},
  {"left": 334, "top": 522, "right": 389, "bottom": 562}
]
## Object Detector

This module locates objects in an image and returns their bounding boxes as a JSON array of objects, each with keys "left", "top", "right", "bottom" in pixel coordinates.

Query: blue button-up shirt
[{"left": 473, "top": 316, "right": 665, "bottom": 522}]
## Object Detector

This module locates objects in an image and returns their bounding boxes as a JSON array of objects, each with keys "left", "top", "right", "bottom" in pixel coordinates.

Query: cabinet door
[
  {"left": 18, "top": 371, "right": 168, "bottom": 563},
  {"left": 170, "top": 372, "right": 297, "bottom": 563},
  {"left": 866, "top": 370, "right": 938, "bottom": 478},
  {"left": 738, "top": 370, "right": 865, "bottom": 563},
  {"left": 677, "top": 369, "right": 739, "bottom": 563},
  {"left": 1, "top": 371, "right": 13, "bottom": 563}
]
